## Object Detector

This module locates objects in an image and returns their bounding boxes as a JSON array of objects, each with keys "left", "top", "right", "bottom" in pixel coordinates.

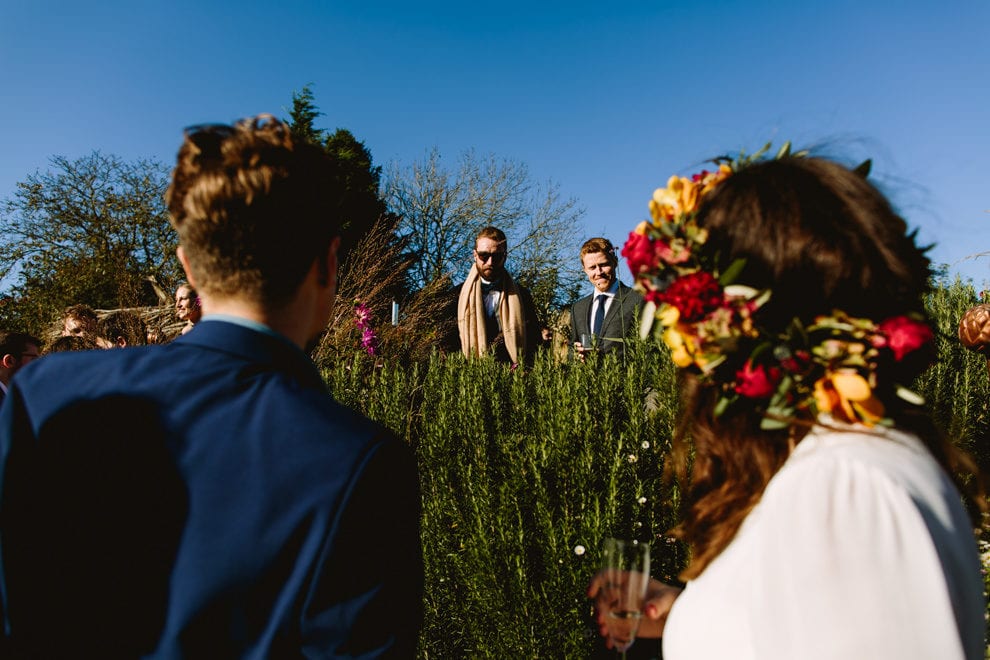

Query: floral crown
[{"left": 622, "top": 144, "right": 933, "bottom": 430}]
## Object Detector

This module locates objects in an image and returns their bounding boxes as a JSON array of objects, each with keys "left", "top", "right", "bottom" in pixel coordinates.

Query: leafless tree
[{"left": 383, "top": 148, "right": 585, "bottom": 324}]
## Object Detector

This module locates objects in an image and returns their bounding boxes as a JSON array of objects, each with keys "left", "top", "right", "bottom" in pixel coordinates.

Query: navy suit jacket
[
  {"left": 0, "top": 320, "right": 422, "bottom": 658},
  {"left": 570, "top": 282, "right": 643, "bottom": 356}
]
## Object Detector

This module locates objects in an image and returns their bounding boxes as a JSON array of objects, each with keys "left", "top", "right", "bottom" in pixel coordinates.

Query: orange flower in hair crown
[{"left": 622, "top": 144, "right": 933, "bottom": 430}]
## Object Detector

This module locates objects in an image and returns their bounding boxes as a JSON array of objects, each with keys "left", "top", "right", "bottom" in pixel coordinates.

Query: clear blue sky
[{"left": 2, "top": 0, "right": 988, "bottom": 287}]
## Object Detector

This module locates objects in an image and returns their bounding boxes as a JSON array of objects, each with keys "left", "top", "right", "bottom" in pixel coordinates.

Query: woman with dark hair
[{"left": 591, "top": 149, "right": 985, "bottom": 659}]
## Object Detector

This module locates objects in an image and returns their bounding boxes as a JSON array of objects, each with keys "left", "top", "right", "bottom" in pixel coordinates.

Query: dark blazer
[
  {"left": 570, "top": 282, "right": 644, "bottom": 356},
  {"left": 0, "top": 320, "right": 422, "bottom": 658}
]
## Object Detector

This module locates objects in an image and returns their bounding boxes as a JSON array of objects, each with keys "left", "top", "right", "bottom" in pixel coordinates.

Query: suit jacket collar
[{"left": 174, "top": 319, "right": 327, "bottom": 392}]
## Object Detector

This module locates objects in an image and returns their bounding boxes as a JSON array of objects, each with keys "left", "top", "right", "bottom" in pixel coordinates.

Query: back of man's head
[
  {"left": 165, "top": 115, "right": 344, "bottom": 308},
  {"left": 97, "top": 311, "right": 148, "bottom": 348}
]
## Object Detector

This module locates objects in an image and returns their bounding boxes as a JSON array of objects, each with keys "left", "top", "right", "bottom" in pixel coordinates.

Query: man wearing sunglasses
[
  {"left": 0, "top": 116, "right": 422, "bottom": 657},
  {"left": 454, "top": 226, "right": 540, "bottom": 366}
]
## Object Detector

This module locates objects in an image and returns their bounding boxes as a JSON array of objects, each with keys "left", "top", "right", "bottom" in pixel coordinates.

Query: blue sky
[{"left": 2, "top": 1, "right": 989, "bottom": 288}]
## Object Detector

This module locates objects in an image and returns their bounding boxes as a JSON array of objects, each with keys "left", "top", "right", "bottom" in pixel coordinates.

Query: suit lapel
[{"left": 573, "top": 296, "right": 593, "bottom": 336}]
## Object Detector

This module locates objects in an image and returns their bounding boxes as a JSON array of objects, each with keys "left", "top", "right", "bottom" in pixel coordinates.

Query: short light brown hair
[
  {"left": 62, "top": 304, "right": 98, "bottom": 328},
  {"left": 166, "top": 115, "right": 344, "bottom": 307},
  {"left": 475, "top": 226, "right": 507, "bottom": 248},
  {"left": 579, "top": 237, "right": 617, "bottom": 267}
]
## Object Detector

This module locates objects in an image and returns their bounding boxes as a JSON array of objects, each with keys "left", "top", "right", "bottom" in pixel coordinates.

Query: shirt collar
[
  {"left": 199, "top": 314, "right": 299, "bottom": 351},
  {"left": 593, "top": 279, "right": 620, "bottom": 297}
]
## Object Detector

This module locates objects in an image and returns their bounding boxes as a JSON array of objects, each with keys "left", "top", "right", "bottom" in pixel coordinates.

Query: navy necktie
[{"left": 592, "top": 294, "right": 607, "bottom": 336}]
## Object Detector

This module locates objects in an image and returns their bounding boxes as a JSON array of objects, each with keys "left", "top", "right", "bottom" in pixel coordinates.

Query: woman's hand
[{"left": 587, "top": 573, "right": 683, "bottom": 646}]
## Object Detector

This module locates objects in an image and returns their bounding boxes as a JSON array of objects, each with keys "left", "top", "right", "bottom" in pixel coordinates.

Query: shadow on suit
[{"left": 1, "top": 395, "right": 187, "bottom": 658}]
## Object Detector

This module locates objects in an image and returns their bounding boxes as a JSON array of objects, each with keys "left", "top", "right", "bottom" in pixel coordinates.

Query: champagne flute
[{"left": 601, "top": 538, "right": 650, "bottom": 657}]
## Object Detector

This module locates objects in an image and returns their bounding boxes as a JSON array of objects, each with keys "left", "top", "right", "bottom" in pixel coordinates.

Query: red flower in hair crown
[{"left": 622, "top": 143, "right": 932, "bottom": 430}]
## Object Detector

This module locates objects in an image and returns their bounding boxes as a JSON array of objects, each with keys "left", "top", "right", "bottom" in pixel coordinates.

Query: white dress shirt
[{"left": 589, "top": 279, "right": 619, "bottom": 329}]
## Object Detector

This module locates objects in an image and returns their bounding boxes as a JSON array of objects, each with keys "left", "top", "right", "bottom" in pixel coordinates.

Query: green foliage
[
  {"left": 287, "top": 84, "right": 323, "bottom": 145},
  {"left": 0, "top": 153, "right": 180, "bottom": 335},
  {"left": 325, "top": 342, "right": 685, "bottom": 657},
  {"left": 915, "top": 276, "right": 990, "bottom": 472}
]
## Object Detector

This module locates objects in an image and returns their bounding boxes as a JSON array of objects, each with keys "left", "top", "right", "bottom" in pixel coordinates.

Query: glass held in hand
[
  {"left": 580, "top": 333, "right": 599, "bottom": 350},
  {"left": 601, "top": 538, "right": 651, "bottom": 655}
]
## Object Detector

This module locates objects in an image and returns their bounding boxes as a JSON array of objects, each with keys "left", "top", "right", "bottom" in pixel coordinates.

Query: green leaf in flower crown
[
  {"left": 760, "top": 412, "right": 792, "bottom": 431},
  {"left": 718, "top": 258, "right": 747, "bottom": 286},
  {"left": 775, "top": 141, "right": 792, "bottom": 159},
  {"left": 699, "top": 353, "right": 726, "bottom": 374},
  {"left": 785, "top": 317, "right": 809, "bottom": 346},
  {"left": 748, "top": 340, "right": 774, "bottom": 363},
  {"left": 713, "top": 396, "right": 731, "bottom": 418},
  {"left": 895, "top": 385, "right": 925, "bottom": 406},
  {"left": 853, "top": 159, "right": 872, "bottom": 178}
]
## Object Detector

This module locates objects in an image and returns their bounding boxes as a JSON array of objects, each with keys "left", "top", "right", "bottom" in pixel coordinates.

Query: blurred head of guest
[
  {"left": 61, "top": 304, "right": 98, "bottom": 337},
  {"left": 96, "top": 311, "right": 148, "bottom": 348},
  {"left": 44, "top": 334, "right": 99, "bottom": 355}
]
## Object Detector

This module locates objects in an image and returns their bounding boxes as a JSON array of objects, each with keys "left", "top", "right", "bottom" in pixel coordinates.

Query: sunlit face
[
  {"left": 62, "top": 317, "right": 93, "bottom": 337},
  {"left": 474, "top": 237, "right": 507, "bottom": 281},
  {"left": 175, "top": 286, "right": 201, "bottom": 323},
  {"left": 581, "top": 251, "right": 616, "bottom": 293}
]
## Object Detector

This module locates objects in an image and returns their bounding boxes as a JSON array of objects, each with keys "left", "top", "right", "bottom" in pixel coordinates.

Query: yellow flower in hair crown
[{"left": 622, "top": 143, "right": 933, "bottom": 430}]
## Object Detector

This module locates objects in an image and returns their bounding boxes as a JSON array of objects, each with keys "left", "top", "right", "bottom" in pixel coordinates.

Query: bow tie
[{"left": 481, "top": 281, "right": 502, "bottom": 295}]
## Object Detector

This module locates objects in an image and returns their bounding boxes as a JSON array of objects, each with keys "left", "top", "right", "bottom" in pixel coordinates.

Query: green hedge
[{"left": 323, "top": 277, "right": 988, "bottom": 658}]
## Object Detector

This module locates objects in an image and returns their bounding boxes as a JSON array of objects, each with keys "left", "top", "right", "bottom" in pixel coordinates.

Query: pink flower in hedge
[
  {"left": 874, "top": 316, "right": 932, "bottom": 361},
  {"left": 734, "top": 361, "right": 781, "bottom": 399},
  {"left": 360, "top": 326, "right": 377, "bottom": 355},
  {"left": 354, "top": 302, "right": 372, "bottom": 327}
]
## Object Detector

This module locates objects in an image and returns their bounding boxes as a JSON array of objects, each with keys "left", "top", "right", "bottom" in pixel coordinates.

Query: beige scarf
[{"left": 457, "top": 264, "right": 526, "bottom": 364}]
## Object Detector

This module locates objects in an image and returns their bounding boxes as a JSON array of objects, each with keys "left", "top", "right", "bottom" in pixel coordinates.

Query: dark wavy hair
[{"left": 670, "top": 155, "right": 981, "bottom": 579}]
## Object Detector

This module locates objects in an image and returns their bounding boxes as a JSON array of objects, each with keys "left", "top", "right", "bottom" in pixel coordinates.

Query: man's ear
[
  {"left": 176, "top": 246, "right": 197, "bottom": 288},
  {"left": 317, "top": 237, "right": 341, "bottom": 289},
  {"left": 1, "top": 353, "right": 17, "bottom": 369}
]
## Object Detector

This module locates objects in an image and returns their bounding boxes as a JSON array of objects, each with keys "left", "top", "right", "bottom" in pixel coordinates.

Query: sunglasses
[{"left": 476, "top": 251, "right": 506, "bottom": 263}]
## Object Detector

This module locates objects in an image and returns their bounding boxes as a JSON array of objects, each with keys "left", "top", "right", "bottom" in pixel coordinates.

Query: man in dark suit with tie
[
  {"left": 0, "top": 116, "right": 422, "bottom": 658},
  {"left": 570, "top": 237, "right": 643, "bottom": 359}
]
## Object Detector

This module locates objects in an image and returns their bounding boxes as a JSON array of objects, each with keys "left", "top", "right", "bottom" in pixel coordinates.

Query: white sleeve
[{"left": 747, "top": 453, "right": 970, "bottom": 660}]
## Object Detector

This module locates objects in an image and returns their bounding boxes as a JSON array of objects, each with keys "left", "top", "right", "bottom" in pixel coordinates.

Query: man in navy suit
[
  {"left": 570, "top": 237, "right": 643, "bottom": 359},
  {"left": 0, "top": 116, "right": 422, "bottom": 658}
]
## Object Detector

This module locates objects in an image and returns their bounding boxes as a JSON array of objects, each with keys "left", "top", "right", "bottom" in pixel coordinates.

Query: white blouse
[{"left": 662, "top": 421, "right": 985, "bottom": 660}]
